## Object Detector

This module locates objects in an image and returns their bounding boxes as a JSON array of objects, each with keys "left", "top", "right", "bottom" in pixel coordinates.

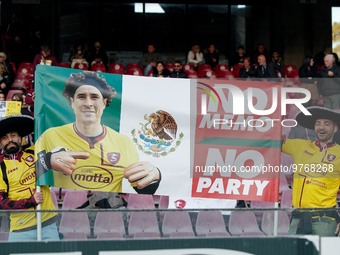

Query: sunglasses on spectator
[{"left": 174, "top": 65, "right": 181, "bottom": 67}]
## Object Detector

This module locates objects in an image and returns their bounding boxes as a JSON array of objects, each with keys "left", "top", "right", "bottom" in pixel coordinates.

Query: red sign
[{"left": 192, "top": 80, "right": 282, "bottom": 202}]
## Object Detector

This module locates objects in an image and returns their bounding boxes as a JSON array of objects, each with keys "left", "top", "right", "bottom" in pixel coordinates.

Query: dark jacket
[
  {"left": 170, "top": 69, "right": 188, "bottom": 78},
  {"left": 257, "top": 61, "right": 285, "bottom": 79},
  {"left": 204, "top": 50, "right": 219, "bottom": 70},
  {"left": 299, "top": 65, "right": 320, "bottom": 84},
  {"left": 319, "top": 64, "right": 340, "bottom": 96},
  {"left": 239, "top": 66, "right": 256, "bottom": 79},
  {"left": 152, "top": 68, "right": 170, "bottom": 77}
]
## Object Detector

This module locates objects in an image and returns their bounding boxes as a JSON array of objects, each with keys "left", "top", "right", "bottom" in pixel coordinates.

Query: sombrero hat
[
  {"left": 0, "top": 115, "right": 34, "bottom": 138},
  {"left": 295, "top": 106, "right": 340, "bottom": 130}
]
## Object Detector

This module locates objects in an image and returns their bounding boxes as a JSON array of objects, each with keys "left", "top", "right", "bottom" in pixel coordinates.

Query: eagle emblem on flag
[{"left": 131, "top": 110, "right": 184, "bottom": 158}]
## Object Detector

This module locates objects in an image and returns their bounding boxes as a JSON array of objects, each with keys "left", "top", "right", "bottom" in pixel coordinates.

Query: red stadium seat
[
  {"left": 91, "top": 63, "right": 106, "bottom": 72},
  {"left": 261, "top": 211, "right": 290, "bottom": 236},
  {"left": 59, "top": 212, "right": 91, "bottom": 238},
  {"left": 147, "top": 70, "right": 153, "bottom": 77},
  {"left": 126, "top": 63, "right": 143, "bottom": 76},
  {"left": 6, "top": 90, "right": 24, "bottom": 101},
  {"left": 182, "top": 64, "right": 195, "bottom": 72},
  {"left": 127, "top": 194, "right": 155, "bottom": 209},
  {"left": 317, "top": 65, "right": 323, "bottom": 73},
  {"left": 215, "top": 64, "right": 230, "bottom": 75},
  {"left": 217, "top": 70, "right": 234, "bottom": 79},
  {"left": 18, "top": 62, "right": 33, "bottom": 73},
  {"left": 128, "top": 212, "right": 160, "bottom": 238},
  {"left": 57, "top": 62, "right": 70, "bottom": 68},
  {"left": 11, "top": 80, "right": 31, "bottom": 90},
  {"left": 228, "top": 211, "right": 264, "bottom": 236},
  {"left": 184, "top": 70, "right": 198, "bottom": 78},
  {"left": 61, "top": 190, "right": 88, "bottom": 209},
  {"left": 108, "top": 63, "right": 124, "bottom": 74},
  {"left": 284, "top": 65, "right": 298, "bottom": 75},
  {"left": 232, "top": 65, "right": 243, "bottom": 78},
  {"left": 73, "top": 62, "right": 88, "bottom": 70},
  {"left": 197, "top": 64, "right": 212, "bottom": 77},
  {"left": 165, "top": 63, "right": 174, "bottom": 72},
  {"left": 94, "top": 212, "right": 126, "bottom": 238},
  {"left": 201, "top": 70, "right": 217, "bottom": 79},
  {"left": 126, "top": 68, "right": 143, "bottom": 76},
  {"left": 195, "top": 211, "right": 229, "bottom": 237},
  {"left": 62, "top": 232, "right": 88, "bottom": 240},
  {"left": 162, "top": 211, "right": 194, "bottom": 237}
]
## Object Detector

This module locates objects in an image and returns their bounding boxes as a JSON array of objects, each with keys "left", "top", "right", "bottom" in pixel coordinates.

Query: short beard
[{"left": 3, "top": 142, "right": 21, "bottom": 155}]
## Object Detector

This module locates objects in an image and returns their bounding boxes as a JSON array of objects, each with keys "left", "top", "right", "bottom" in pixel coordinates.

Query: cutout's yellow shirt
[{"left": 36, "top": 123, "right": 139, "bottom": 192}]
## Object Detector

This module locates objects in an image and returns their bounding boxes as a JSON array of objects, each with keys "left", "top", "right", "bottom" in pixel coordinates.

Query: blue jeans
[{"left": 8, "top": 223, "right": 59, "bottom": 241}]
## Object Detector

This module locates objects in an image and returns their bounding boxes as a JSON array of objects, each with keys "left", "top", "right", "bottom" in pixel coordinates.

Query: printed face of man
[
  {"left": 71, "top": 85, "right": 107, "bottom": 126},
  {"left": 0, "top": 132, "right": 21, "bottom": 155},
  {"left": 314, "top": 119, "right": 338, "bottom": 144}
]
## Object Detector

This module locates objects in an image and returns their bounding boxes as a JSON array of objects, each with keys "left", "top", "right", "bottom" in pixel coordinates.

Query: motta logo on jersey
[
  {"left": 71, "top": 166, "right": 114, "bottom": 189},
  {"left": 20, "top": 167, "right": 36, "bottom": 186},
  {"left": 131, "top": 110, "right": 184, "bottom": 158}
]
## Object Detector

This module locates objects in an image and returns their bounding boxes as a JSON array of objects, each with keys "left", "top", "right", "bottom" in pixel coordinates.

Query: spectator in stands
[
  {"left": 252, "top": 43, "right": 270, "bottom": 64},
  {"left": 11, "top": 92, "right": 31, "bottom": 116},
  {"left": 152, "top": 62, "right": 170, "bottom": 77},
  {"left": 271, "top": 50, "right": 283, "bottom": 66},
  {"left": 299, "top": 56, "right": 320, "bottom": 106},
  {"left": 33, "top": 45, "right": 58, "bottom": 73},
  {"left": 141, "top": 44, "right": 162, "bottom": 76},
  {"left": 203, "top": 44, "right": 219, "bottom": 71},
  {"left": 314, "top": 46, "right": 332, "bottom": 68},
  {"left": 88, "top": 41, "right": 108, "bottom": 68},
  {"left": 0, "top": 115, "right": 59, "bottom": 241},
  {"left": 232, "top": 45, "right": 248, "bottom": 66},
  {"left": 69, "top": 42, "right": 89, "bottom": 68},
  {"left": 0, "top": 52, "right": 15, "bottom": 84},
  {"left": 0, "top": 61, "right": 11, "bottom": 96},
  {"left": 256, "top": 54, "right": 285, "bottom": 81},
  {"left": 0, "top": 92, "right": 5, "bottom": 101},
  {"left": 239, "top": 58, "right": 256, "bottom": 79},
  {"left": 187, "top": 44, "right": 203, "bottom": 71},
  {"left": 283, "top": 107, "right": 340, "bottom": 236},
  {"left": 319, "top": 54, "right": 340, "bottom": 109},
  {"left": 170, "top": 61, "right": 188, "bottom": 78}
]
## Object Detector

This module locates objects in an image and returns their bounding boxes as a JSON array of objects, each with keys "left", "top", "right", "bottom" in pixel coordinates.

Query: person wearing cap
[
  {"left": 0, "top": 115, "right": 58, "bottom": 241},
  {"left": 35, "top": 71, "right": 161, "bottom": 194},
  {"left": 282, "top": 106, "right": 340, "bottom": 236}
]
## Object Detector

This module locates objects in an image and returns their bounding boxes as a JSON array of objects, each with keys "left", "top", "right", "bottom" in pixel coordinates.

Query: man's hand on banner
[
  {"left": 50, "top": 150, "right": 90, "bottom": 175},
  {"left": 124, "top": 161, "right": 160, "bottom": 189}
]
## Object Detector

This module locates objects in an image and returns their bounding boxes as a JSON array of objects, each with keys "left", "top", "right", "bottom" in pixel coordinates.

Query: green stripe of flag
[{"left": 197, "top": 137, "right": 281, "bottom": 148}]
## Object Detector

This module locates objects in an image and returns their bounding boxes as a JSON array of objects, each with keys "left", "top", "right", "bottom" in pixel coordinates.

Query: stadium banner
[
  {"left": 34, "top": 65, "right": 281, "bottom": 201},
  {"left": 192, "top": 80, "right": 281, "bottom": 202}
]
